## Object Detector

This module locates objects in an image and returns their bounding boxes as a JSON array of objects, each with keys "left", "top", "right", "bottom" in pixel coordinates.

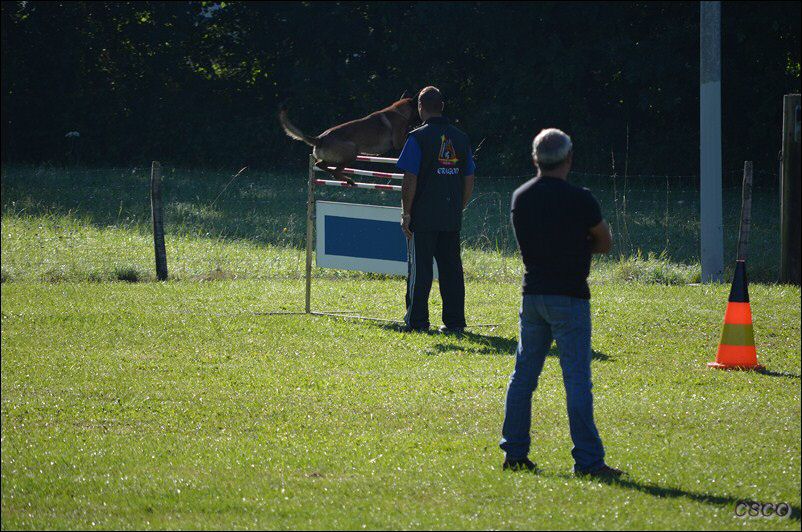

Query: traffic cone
[{"left": 708, "top": 260, "right": 764, "bottom": 370}]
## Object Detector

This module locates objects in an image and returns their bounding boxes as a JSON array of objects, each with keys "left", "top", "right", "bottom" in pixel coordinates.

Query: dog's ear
[{"left": 400, "top": 90, "right": 409, "bottom": 100}]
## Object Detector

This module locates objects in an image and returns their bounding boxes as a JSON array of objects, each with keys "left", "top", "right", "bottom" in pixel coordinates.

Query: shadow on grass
[
  {"left": 546, "top": 344, "right": 612, "bottom": 362},
  {"left": 756, "top": 368, "right": 801, "bottom": 380},
  {"left": 448, "top": 330, "right": 612, "bottom": 361},
  {"left": 370, "top": 323, "right": 612, "bottom": 361},
  {"left": 555, "top": 472, "right": 801, "bottom": 521}
]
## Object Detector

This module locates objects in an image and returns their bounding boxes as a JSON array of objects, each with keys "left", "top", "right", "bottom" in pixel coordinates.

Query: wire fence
[
  {"left": 462, "top": 170, "right": 780, "bottom": 278},
  {"left": 0, "top": 164, "right": 783, "bottom": 281}
]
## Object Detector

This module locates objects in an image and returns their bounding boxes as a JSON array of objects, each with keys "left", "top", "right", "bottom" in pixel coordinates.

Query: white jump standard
[{"left": 305, "top": 153, "right": 410, "bottom": 314}]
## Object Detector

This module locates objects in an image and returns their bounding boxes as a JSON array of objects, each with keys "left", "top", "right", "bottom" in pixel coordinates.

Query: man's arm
[
  {"left": 588, "top": 220, "right": 613, "bottom": 254},
  {"left": 401, "top": 172, "right": 417, "bottom": 238},
  {"left": 396, "top": 136, "right": 421, "bottom": 239},
  {"left": 462, "top": 174, "right": 474, "bottom": 210}
]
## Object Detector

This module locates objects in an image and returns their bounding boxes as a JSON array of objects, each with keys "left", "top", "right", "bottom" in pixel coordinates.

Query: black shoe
[
  {"left": 401, "top": 324, "right": 429, "bottom": 333},
  {"left": 576, "top": 464, "right": 625, "bottom": 479},
  {"left": 438, "top": 325, "right": 465, "bottom": 335},
  {"left": 502, "top": 458, "right": 538, "bottom": 472}
]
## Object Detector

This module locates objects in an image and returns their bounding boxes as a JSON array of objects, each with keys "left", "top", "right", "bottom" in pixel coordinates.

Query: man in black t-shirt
[{"left": 499, "top": 128, "right": 624, "bottom": 479}]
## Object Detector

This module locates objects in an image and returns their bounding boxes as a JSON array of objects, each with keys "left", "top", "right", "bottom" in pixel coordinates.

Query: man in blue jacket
[{"left": 396, "top": 86, "right": 475, "bottom": 333}]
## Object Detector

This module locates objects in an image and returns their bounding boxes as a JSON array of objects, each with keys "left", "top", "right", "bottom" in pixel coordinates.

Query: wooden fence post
[
  {"left": 151, "top": 161, "right": 168, "bottom": 281},
  {"left": 737, "top": 161, "right": 752, "bottom": 261},
  {"left": 780, "top": 94, "right": 801, "bottom": 284}
]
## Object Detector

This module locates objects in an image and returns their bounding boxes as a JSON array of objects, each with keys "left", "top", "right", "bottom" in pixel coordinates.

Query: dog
[{"left": 279, "top": 95, "right": 417, "bottom": 185}]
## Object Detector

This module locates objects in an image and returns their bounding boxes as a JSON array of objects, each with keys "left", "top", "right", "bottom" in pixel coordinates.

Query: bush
[
  {"left": 610, "top": 250, "right": 701, "bottom": 285},
  {"left": 197, "top": 266, "right": 234, "bottom": 282},
  {"left": 113, "top": 266, "right": 142, "bottom": 283}
]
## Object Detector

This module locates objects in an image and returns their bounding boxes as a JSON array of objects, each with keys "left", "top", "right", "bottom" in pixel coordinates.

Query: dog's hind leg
[
  {"left": 315, "top": 160, "right": 355, "bottom": 186},
  {"left": 331, "top": 164, "right": 356, "bottom": 186},
  {"left": 334, "top": 165, "right": 356, "bottom": 186},
  {"left": 314, "top": 139, "right": 358, "bottom": 186}
]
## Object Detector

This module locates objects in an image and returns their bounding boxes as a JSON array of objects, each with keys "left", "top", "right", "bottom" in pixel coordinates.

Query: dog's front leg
[{"left": 392, "top": 124, "right": 407, "bottom": 151}]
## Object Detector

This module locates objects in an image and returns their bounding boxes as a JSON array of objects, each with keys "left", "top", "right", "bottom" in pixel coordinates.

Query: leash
[
  {"left": 472, "top": 137, "right": 487, "bottom": 160},
  {"left": 210, "top": 166, "right": 249, "bottom": 207}
]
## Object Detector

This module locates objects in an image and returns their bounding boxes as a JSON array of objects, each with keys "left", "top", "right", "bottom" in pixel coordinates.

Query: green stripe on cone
[{"left": 719, "top": 323, "right": 755, "bottom": 346}]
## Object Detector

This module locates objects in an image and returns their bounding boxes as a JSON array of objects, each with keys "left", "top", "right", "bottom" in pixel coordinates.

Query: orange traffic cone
[{"left": 708, "top": 260, "right": 763, "bottom": 370}]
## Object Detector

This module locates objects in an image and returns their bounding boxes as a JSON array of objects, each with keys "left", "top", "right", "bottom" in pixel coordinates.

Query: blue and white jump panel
[{"left": 316, "top": 201, "right": 408, "bottom": 275}]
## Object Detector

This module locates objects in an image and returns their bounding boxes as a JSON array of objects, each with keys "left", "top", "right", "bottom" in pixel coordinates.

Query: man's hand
[
  {"left": 401, "top": 172, "right": 417, "bottom": 240},
  {"left": 588, "top": 220, "right": 613, "bottom": 254},
  {"left": 462, "top": 174, "right": 475, "bottom": 210},
  {"left": 401, "top": 213, "right": 412, "bottom": 239}
]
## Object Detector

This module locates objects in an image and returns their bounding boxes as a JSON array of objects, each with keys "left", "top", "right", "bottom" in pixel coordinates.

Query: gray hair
[{"left": 532, "top": 128, "right": 572, "bottom": 169}]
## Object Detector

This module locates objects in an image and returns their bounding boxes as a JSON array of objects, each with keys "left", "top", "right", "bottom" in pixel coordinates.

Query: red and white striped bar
[
  {"left": 315, "top": 166, "right": 404, "bottom": 180},
  {"left": 314, "top": 179, "right": 401, "bottom": 192},
  {"left": 355, "top": 155, "right": 398, "bottom": 164}
]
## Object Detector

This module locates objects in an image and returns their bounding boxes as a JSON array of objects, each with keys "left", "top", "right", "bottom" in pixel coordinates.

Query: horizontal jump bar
[
  {"left": 356, "top": 155, "right": 399, "bottom": 164},
  {"left": 314, "top": 179, "right": 401, "bottom": 192},
  {"left": 314, "top": 166, "right": 404, "bottom": 180}
]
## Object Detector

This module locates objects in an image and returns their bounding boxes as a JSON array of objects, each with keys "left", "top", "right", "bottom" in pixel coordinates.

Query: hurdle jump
[
  {"left": 305, "top": 153, "right": 403, "bottom": 314},
  {"left": 312, "top": 157, "right": 404, "bottom": 184},
  {"left": 312, "top": 179, "right": 401, "bottom": 191},
  {"left": 302, "top": 153, "right": 497, "bottom": 329}
]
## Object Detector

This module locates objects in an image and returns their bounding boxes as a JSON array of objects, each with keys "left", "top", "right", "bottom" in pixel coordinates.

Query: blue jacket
[{"left": 396, "top": 116, "right": 474, "bottom": 232}]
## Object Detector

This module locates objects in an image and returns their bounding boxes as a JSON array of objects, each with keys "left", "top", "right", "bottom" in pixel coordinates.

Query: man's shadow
[
  {"left": 374, "top": 323, "right": 611, "bottom": 361},
  {"left": 439, "top": 329, "right": 612, "bottom": 361},
  {"left": 551, "top": 472, "right": 801, "bottom": 521}
]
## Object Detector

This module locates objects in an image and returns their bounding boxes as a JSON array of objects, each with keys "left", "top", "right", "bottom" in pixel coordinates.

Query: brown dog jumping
[{"left": 279, "top": 96, "right": 417, "bottom": 185}]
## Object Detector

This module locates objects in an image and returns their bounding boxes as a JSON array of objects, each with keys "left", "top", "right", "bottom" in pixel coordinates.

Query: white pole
[
  {"left": 306, "top": 154, "right": 315, "bottom": 314},
  {"left": 700, "top": 1, "right": 724, "bottom": 282}
]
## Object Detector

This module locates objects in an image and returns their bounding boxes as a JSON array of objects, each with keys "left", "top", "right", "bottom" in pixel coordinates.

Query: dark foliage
[{"left": 1, "top": 1, "right": 799, "bottom": 182}]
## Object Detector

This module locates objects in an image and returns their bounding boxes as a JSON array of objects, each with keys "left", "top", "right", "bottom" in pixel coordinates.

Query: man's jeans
[{"left": 500, "top": 294, "right": 606, "bottom": 473}]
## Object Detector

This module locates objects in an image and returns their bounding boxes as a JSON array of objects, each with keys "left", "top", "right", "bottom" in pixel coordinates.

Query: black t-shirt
[{"left": 511, "top": 176, "right": 603, "bottom": 299}]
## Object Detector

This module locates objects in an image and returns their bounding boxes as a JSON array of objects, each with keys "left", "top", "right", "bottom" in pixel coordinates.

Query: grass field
[
  {"left": 2, "top": 165, "right": 800, "bottom": 529},
  {"left": 0, "top": 165, "right": 784, "bottom": 283}
]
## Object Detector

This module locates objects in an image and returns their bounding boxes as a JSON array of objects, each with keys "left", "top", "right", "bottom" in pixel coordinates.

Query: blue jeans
[{"left": 500, "top": 294, "right": 606, "bottom": 473}]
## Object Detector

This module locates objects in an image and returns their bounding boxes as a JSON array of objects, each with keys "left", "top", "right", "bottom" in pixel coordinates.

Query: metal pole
[
  {"left": 700, "top": 1, "right": 724, "bottom": 282},
  {"left": 305, "top": 154, "right": 315, "bottom": 313},
  {"left": 780, "top": 94, "right": 801, "bottom": 284}
]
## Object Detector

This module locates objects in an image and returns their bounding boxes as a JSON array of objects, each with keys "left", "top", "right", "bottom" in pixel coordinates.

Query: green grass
[
  {"left": 0, "top": 165, "right": 783, "bottom": 283},
  {"left": 1, "top": 165, "right": 800, "bottom": 529},
  {"left": 2, "top": 280, "right": 800, "bottom": 529},
  {"left": 0, "top": 208, "right": 704, "bottom": 286}
]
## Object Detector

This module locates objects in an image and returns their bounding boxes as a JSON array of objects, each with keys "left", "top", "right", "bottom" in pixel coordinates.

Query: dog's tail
[{"left": 278, "top": 105, "right": 319, "bottom": 147}]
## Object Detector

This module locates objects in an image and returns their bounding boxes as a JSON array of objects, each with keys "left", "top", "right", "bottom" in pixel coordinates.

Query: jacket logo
[{"left": 438, "top": 135, "right": 459, "bottom": 166}]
